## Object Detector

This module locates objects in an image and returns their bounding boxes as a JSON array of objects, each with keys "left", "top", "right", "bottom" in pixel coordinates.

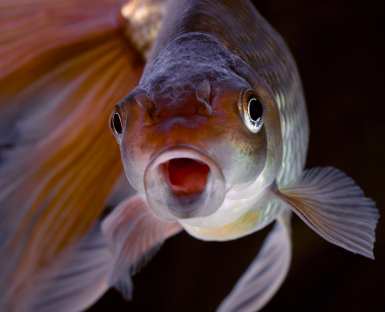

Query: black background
[{"left": 88, "top": 0, "right": 385, "bottom": 311}]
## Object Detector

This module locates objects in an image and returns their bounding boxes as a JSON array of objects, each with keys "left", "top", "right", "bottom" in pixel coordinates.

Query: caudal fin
[
  {"left": 0, "top": 1, "right": 145, "bottom": 309},
  {"left": 9, "top": 222, "right": 112, "bottom": 312}
]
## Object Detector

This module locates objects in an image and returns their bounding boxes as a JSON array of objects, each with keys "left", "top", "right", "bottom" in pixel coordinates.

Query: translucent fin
[
  {"left": 0, "top": 41, "right": 142, "bottom": 306},
  {"left": 9, "top": 222, "right": 112, "bottom": 312},
  {"left": 105, "top": 173, "right": 137, "bottom": 211},
  {"left": 0, "top": 1, "right": 145, "bottom": 308},
  {"left": 276, "top": 167, "right": 379, "bottom": 259},
  {"left": 102, "top": 194, "right": 182, "bottom": 300},
  {"left": 217, "top": 210, "right": 292, "bottom": 312},
  {"left": 0, "top": 0, "right": 124, "bottom": 84}
]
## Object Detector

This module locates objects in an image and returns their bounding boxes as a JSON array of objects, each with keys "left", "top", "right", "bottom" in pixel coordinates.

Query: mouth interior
[{"left": 166, "top": 158, "right": 210, "bottom": 196}]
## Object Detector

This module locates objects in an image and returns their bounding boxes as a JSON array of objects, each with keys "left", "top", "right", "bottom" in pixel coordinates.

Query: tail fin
[
  {"left": 9, "top": 221, "right": 112, "bottom": 312},
  {"left": 5, "top": 193, "right": 182, "bottom": 312},
  {"left": 0, "top": 0, "right": 125, "bottom": 87},
  {"left": 0, "top": 1, "right": 145, "bottom": 309}
]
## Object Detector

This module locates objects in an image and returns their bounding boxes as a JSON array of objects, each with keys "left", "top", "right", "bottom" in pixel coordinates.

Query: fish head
[{"left": 109, "top": 34, "right": 282, "bottom": 224}]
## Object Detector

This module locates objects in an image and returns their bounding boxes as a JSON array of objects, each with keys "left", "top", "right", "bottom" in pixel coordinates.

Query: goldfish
[{"left": 0, "top": 0, "right": 379, "bottom": 311}]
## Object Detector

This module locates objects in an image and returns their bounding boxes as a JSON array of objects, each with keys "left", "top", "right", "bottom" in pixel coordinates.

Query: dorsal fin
[{"left": 121, "top": 0, "right": 167, "bottom": 59}]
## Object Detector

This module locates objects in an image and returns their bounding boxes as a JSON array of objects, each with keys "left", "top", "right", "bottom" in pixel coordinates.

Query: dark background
[{"left": 88, "top": 0, "right": 385, "bottom": 311}]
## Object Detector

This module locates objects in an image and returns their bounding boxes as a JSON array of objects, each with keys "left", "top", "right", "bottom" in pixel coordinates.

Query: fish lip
[{"left": 144, "top": 146, "right": 226, "bottom": 221}]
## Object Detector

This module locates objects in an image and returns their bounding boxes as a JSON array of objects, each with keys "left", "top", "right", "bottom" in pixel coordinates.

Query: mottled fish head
[{"left": 109, "top": 33, "right": 282, "bottom": 225}]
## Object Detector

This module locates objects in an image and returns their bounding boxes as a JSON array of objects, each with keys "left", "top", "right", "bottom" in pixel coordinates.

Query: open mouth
[
  {"left": 144, "top": 146, "right": 226, "bottom": 221},
  {"left": 165, "top": 158, "right": 210, "bottom": 196}
]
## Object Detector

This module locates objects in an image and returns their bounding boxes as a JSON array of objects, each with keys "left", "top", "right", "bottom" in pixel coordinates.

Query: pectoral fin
[
  {"left": 276, "top": 167, "right": 379, "bottom": 259},
  {"left": 217, "top": 210, "right": 292, "bottom": 312},
  {"left": 102, "top": 194, "right": 182, "bottom": 300},
  {"left": 5, "top": 194, "right": 181, "bottom": 312}
]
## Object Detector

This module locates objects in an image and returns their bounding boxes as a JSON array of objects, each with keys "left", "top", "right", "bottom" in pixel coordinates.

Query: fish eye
[
  {"left": 239, "top": 90, "right": 266, "bottom": 133},
  {"left": 248, "top": 98, "right": 263, "bottom": 123},
  {"left": 111, "top": 112, "right": 122, "bottom": 135}
]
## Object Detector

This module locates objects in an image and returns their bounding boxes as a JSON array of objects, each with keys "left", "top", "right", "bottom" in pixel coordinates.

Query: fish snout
[{"left": 144, "top": 146, "right": 226, "bottom": 221}]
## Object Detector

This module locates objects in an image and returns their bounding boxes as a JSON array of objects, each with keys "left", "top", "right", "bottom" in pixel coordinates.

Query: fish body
[
  {"left": 120, "top": 31, "right": 286, "bottom": 237},
  {"left": 0, "top": 0, "right": 379, "bottom": 311},
  {"left": 118, "top": 0, "right": 308, "bottom": 235}
]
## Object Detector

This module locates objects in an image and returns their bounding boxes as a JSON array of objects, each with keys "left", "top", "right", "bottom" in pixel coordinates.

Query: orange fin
[
  {"left": 0, "top": 1, "right": 145, "bottom": 308},
  {"left": 102, "top": 194, "right": 182, "bottom": 299},
  {"left": 276, "top": 167, "right": 379, "bottom": 259},
  {"left": 0, "top": 0, "right": 125, "bottom": 86}
]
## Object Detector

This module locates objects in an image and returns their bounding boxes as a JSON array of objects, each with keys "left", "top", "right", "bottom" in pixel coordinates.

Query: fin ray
[
  {"left": 102, "top": 194, "right": 182, "bottom": 300},
  {"left": 10, "top": 222, "right": 112, "bottom": 312},
  {"left": 217, "top": 210, "right": 292, "bottom": 312},
  {"left": 0, "top": 11, "right": 144, "bottom": 310},
  {"left": 276, "top": 167, "right": 379, "bottom": 259}
]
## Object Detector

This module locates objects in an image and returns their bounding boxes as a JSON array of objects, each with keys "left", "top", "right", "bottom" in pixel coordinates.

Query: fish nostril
[
  {"left": 148, "top": 106, "right": 160, "bottom": 122},
  {"left": 196, "top": 79, "right": 212, "bottom": 116},
  {"left": 165, "top": 158, "right": 210, "bottom": 196},
  {"left": 135, "top": 93, "right": 160, "bottom": 124}
]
